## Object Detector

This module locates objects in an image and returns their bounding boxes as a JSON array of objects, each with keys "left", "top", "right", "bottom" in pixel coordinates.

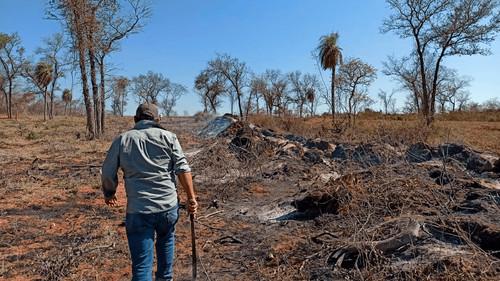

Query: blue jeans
[{"left": 126, "top": 204, "right": 179, "bottom": 281}]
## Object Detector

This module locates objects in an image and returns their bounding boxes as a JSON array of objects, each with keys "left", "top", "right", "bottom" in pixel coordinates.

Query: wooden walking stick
[{"left": 190, "top": 214, "right": 197, "bottom": 280}]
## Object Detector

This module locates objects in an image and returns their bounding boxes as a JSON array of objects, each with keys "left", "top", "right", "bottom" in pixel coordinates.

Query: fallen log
[{"left": 327, "top": 219, "right": 421, "bottom": 269}]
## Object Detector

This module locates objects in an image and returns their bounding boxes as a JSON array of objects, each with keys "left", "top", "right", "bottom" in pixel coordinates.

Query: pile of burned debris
[{"left": 187, "top": 118, "right": 500, "bottom": 280}]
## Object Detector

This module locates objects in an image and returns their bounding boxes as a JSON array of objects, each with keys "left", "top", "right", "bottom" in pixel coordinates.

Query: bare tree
[
  {"left": 434, "top": 66, "right": 455, "bottom": 113},
  {"left": 131, "top": 71, "right": 168, "bottom": 104},
  {"left": 47, "top": 0, "right": 151, "bottom": 138},
  {"left": 194, "top": 69, "right": 226, "bottom": 114},
  {"left": 481, "top": 98, "right": 500, "bottom": 111},
  {"left": 244, "top": 75, "right": 257, "bottom": 116},
  {"left": 159, "top": 82, "right": 187, "bottom": 117},
  {"left": 207, "top": 53, "right": 250, "bottom": 118},
  {"left": 95, "top": 0, "right": 152, "bottom": 133},
  {"left": 110, "top": 76, "right": 128, "bottom": 116},
  {"left": 385, "top": 55, "right": 472, "bottom": 114},
  {"left": 47, "top": 0, "right": 98, "bottom": 138},
  {"left": 249, "top": 74, "right": 267, "bottom": 115},
  {"left": 336, "top": 57, "right": 376, "bottom": 127},
  {"left": 132, "top": 71, "right": 185, "bottom": 115},
  {"left": 438, "top": 69, "right": 472, "bottom": 112},
  {"left": 226, "top": 90, "right": 237, "bottom": 115},
  {"left": 0, "top": 75, "right": 5, "bottom": 112},
  {"left": 455, "top": 91, "right": 471, "bottom": 112},
  {"left": 288, "top": 71, "right": 320, "bottom": 117},
  {"left": 382, "top": 0, "right": 500, "bottom": 125},
  {"left": 0, "top": 32, "right": 24, "bottom": 119},
  {"left": 198, "top": 90, "right": 209, "bottom": 113},
  {"left": 378, "top": 89, "right": 397, "bottom": 114},
  {"left": 15, "top": 92, "right": 36, "bottom": 115},
  {"left": 255, "top": 69, "right": 289, "bottom": 116},
  {"left": 382, "top": 55, "right": 423, "bottom": 114}
]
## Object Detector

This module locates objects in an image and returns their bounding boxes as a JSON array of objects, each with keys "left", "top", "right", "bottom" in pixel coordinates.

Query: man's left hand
[{"left": 105, "top": 195, "right": 118, "bottom": 207}]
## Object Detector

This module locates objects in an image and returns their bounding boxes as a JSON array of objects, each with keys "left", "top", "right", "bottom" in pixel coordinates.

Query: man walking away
[{"left": 101, "top": 102, "right": 198, "bottom": 281}]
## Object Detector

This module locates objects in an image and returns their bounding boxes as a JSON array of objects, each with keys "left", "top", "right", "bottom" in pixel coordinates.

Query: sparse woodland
[{"left": 1, "top": 0, "right": 500, "bottom": 280}]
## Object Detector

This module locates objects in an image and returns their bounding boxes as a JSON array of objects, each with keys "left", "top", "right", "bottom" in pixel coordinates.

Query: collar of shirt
[{"left": 134, "top": 120, "right": 166, "bottom": 131}]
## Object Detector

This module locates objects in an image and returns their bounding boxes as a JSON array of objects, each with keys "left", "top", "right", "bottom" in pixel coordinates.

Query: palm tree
[
  {"left": 62, "top": 88, "right": 72, "bottom": 116},
  {"left": 35, "top": 61, "right": 53, "bottom": 122},
  {"left": 317, "top": 32, "right": 342, "bottom": 125}
]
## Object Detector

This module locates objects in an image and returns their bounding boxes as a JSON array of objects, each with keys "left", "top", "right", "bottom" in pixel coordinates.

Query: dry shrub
[
  {"left": 250, "top": 113, "right": 500, "bottom": 154},
  {"left": 437, "top": 110, "right": 500, "bottom": 122},
  {"left": 334, "top": 119, "right": 435, "bottom": 146},
  {"left": 250, "top": 114, "right": 436, "bottom": 145},
  {"left": 249, "top": 114, "right": 331, "bottom": 139}
]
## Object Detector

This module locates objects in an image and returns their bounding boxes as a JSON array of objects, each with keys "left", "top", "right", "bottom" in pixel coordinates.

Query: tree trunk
[
  {"left": 49, "top": 71, "right": 57, "bottom": 120},
  {"left": 331, "top": 69, "right": 336, "bottom": 126},
  {"left": 237, "top": 90, "right": 243, "bottom": 118},
  {"left": 209, "top": 96, "right": 217, "bottom": 114},
  {"left": 71, "top": 6, "right": 95, "bottom": 139},
  {"left": 348, "top": 93, "right": 353, "bottom": 127},
  {"left": 7, "top": 80, "right": 12, "bottom": 119},
  {"left": 121, "top": 93, "right": 125, "bottom": 117},
  {"left": 50, "top": 91, "right": 54, "bottom": 119},
  {"left": 229, "top": 94, "right": 234, "bottom": 115},
  {"left": 245, "top": 90, "right": 252, "bottom": 117},
  {"left": 255, "top": 95, "right": 260, "bottom": 115},
  {"left": 6, "top": 91, "right": 11, "bottom": 119},
  {"left": 88, "top": 50, "right": 100, "bottom": 138},
  {"left": 2, "top": 92, "right": 7, "bottom": 117},
  {"left": 99, "top": 60, "right": 106, "bottom": 134},
  {"left": 43, "top": 88, "right": 48, "bottom": 122},
  {"left": 77, "top": 47, "right": 94, "bottom": 139},
  {"left": 415, "top": 39, "right": 431, "bottom": 125}
]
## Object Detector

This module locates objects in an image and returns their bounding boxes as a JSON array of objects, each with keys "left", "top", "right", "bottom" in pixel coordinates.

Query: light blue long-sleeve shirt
[{"left": 101, "top": 120, "right": 191, "bottom": 214}]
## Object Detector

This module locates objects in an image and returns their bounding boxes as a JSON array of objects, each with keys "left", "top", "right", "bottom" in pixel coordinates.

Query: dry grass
[
  {"left": 249, "top": 113, "right": 500, "bottom": 154},
  {"left": 0, "top": 115, "right": 135, "bottom": 280}
]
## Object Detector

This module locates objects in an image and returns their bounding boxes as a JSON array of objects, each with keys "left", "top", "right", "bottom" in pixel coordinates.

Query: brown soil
[{"left": 1, "top": 115, "right": 499, "bottom": 281}]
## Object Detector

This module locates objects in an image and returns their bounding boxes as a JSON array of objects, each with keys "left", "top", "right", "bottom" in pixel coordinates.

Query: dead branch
[
  {"left": 196, "top": 221, "right": 225, "bottom": 231},
  {"left": 215, "top": 235, "right": 243, "bottom": 244},
  {"left": 197, "top": 210, "right": 224, "bottom": 220},
  {"left": 372, "top": 219, "right": 420, "bottom": 252},
  {"left": 311, "top": 231, "right": 339, "bottom": 243}
]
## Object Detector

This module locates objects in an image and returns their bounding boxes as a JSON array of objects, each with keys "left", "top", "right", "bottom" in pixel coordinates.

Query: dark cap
[{"left": 135, "top": 102, "right": 159, "bottom": 121}]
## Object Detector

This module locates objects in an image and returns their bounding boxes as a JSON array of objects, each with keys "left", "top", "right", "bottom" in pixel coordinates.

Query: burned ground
[
  {"left": 187, "top": 118, "right": 500, "bottom": 280},
  {"left": 1, "top": 115, "right": 499, "bottom": 280}
]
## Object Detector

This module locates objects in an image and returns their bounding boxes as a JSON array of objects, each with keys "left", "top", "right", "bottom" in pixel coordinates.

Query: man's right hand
[{"left": 187, "top": 198, "right": 198, "bottom": 217}]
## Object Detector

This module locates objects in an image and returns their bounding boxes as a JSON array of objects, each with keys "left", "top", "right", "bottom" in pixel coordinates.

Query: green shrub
[{"left": 27, "top": 131, "right": 37, "bottom": 140}]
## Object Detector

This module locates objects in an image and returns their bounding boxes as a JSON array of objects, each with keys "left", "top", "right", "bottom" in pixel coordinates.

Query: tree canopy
[{"left": 382, "top": 0, "right": 500, "bottom": 124}]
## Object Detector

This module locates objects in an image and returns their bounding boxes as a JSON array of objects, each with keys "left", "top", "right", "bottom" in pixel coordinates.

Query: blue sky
[{"left": 1, "top": 0, "right": 499, "bottom": 115}]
